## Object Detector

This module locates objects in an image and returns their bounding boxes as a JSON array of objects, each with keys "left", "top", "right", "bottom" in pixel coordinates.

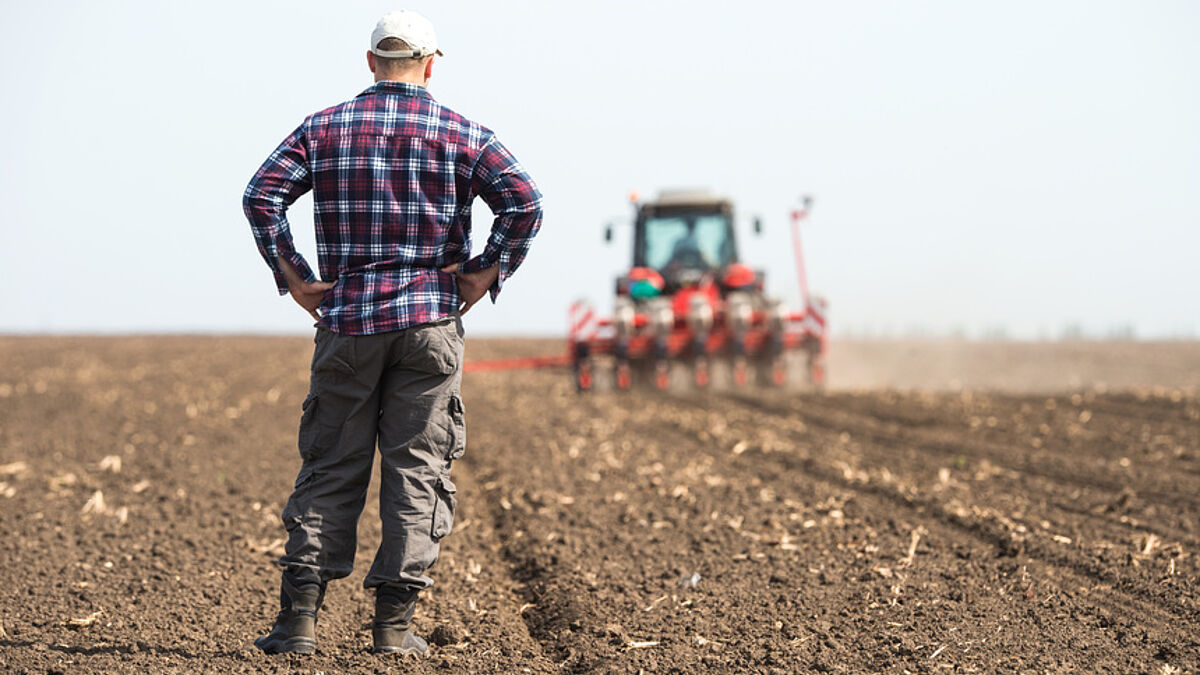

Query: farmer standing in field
[{"left": 242, "top": 10, "right": 542, "bottom": 655}]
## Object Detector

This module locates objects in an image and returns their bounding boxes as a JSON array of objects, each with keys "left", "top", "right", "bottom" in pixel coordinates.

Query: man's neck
[{"left": 374, "top": 74, "right": 426, "bottom": 86}]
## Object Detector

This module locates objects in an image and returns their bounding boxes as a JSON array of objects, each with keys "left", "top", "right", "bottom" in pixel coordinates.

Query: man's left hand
[
  {"left": 279, "top": 258, "right": 335, "bottom": 322},
  {"left": 441, "top": 263, "right": 499, "bottom": 315}
]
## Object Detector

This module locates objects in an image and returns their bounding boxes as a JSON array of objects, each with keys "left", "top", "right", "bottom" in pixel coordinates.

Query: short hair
[{"left": 374, "top": 37, "right": 429, "bottom": 74}]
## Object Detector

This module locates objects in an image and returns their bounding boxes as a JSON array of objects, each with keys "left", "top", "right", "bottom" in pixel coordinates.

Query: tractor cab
[
  {"left": 634, "top": 191, "right": 737, "bottom": 290},
  {"left": 618, "top": 190, "right": 761, "bottom": 301}
]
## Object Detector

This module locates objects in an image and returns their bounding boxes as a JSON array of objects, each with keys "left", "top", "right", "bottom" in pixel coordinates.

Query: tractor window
[
  {"left": 643, "top": 213, "right": 734, "bottom": 271},
  {"left": 644, "top": 217, "right": 689, "bottom": 269},
  {"left": 694, "top": 215, "right": 734, "bottom": 268}
]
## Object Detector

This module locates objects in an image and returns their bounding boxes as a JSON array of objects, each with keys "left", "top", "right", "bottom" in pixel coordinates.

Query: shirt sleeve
[
  {"left": 242, "top": 123, "right": 317, "bottom": 295},
  {"left": 458, "top": 134, "right": 544, "bottom": 302}
]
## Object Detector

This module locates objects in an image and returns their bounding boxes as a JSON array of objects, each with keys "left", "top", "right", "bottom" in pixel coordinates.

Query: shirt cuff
[
  {"left": 488, "top": 250, "right": 511, "bottom": 302},
  {"left": 271, "top": 250, "right": 317, "bottom": 295},
  {"left": 458, "top": 253, "right": 492, "bottom": 275},
  {"left": 459, "top": 251, "right": 509, "bottom": 303}
]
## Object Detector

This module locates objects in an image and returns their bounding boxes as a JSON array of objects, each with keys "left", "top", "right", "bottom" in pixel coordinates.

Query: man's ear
[
  {"left": 367, "top": 50, "right": 377, "bottom": 74},
  {"left": 423, "top": 56, "right": 434, "bottom": 83}
]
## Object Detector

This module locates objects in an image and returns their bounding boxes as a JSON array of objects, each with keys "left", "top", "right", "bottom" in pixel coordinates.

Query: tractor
[{"left": 567, "top": 190, "right": 827, "bottom": 392}]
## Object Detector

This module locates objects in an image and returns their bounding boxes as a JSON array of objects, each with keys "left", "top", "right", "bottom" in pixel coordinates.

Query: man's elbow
[
  {"left": 242, "top": 185, "right": 259, "bottom": 219},
  {"left": 497, "top": 200, "right": 543, "bottom": 221},
  {"left": 509, "top": 204, "right": 544, "bottom": 234},
  {"left": 523, "top": 191, "right": 544, "bottom": 220},
  {"left": 242, "top": 185, "right": 276, "bottom": 220}
]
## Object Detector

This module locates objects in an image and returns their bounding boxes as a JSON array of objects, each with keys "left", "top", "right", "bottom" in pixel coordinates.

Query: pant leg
[
  {"left": 279, "top": 327, "right": 387, "bottom": 584},
  {"left": 364, "top": 315, "right": 465, "bottom": 591}
]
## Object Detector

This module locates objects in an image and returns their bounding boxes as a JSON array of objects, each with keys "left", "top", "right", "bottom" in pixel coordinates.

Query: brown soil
[{"left": 1, "top": 336, "right": 1197, "bottom": 673}]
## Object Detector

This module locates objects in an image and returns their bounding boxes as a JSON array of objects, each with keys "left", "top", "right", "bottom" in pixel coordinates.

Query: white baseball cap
[{"left": 370, "top": 10, "right": 443, "bottom": 58}]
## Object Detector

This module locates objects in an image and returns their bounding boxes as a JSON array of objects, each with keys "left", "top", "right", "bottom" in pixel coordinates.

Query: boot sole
[{"left": 254, "top": 635, "right": 316, "bottom": 655}]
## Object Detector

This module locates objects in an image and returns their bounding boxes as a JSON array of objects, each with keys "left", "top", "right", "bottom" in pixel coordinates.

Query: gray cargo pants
[{"left": 278, "top": 315, "right": 465, "bottom": 592}]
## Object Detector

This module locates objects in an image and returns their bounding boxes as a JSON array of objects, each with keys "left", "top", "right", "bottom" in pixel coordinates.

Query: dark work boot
[
  {"left": 254, "top": 577, "right": 325, "bottom": 655},
  {"left": 371, "top": 587, "right": 428, "bottom": 655}
]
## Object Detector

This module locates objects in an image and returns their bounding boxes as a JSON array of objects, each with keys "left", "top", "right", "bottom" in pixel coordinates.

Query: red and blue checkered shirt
[{"left": 244, "top": 80, "right": 543, "bottom": 335}]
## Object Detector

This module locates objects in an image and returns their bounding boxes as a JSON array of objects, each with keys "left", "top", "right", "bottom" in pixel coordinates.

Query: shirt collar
[{"left": 358, "top": 80, "right": 433, "bottom": 100}]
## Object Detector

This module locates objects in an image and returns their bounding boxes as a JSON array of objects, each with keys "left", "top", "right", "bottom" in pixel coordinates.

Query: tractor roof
[{"left": 649, "top": 189, "right": 730, "bottom": 209}]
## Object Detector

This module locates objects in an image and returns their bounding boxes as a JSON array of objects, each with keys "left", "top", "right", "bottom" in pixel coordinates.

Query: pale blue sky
[{"left": 1, "top": 1, "right": 1197, "bottom": 337}]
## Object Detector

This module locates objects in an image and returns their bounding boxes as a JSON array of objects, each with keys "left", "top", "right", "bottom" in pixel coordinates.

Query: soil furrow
[
  {"left": 725, "top": 391, "right": 1200, "bottom": 511},
  {"left": 642, "top": 393, "right": 1200, "bottom": 670},
  {"left": 650, "top": 393, "right": 1200, "bottom": 631},
  {"left": 708, "top": 392, "right": 1200, "bottom": 553}
]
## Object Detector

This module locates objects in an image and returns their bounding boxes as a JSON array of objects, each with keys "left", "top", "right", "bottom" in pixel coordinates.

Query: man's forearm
[
  {"left": 277, "top": 256, "right": 306, "bottom": 290},
  {"left": 468, "top": 134, "right": 543, "bottom": 300},
  {"left": 460, "top": 206, "right": 542, "bottom": 301},
  {"left": 244, "top": 123, "right": 315, "bottom": 295}
]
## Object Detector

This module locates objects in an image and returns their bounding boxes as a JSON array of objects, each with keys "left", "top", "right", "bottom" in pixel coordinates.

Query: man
[{"left": 242, "top": 10, "right": 542, "bottom": 656}]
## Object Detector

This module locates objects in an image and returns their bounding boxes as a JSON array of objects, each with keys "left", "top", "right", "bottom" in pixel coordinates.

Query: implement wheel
[
  {"left": 574, "top": 359, "right": 593, "bottom": 392},
  {"left": 654, "top": 361, "right": 670, "bottom": 390},
  {"left": 732, "top": 357, "right": 749, "bottom": 387},
  {"left": 616, "top": 361, "right": 632, "bottom": 391}
]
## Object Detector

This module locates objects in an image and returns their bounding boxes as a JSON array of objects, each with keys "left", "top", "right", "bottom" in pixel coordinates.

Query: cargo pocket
[
  {"left": 313, "top": 328, "right": 355, "bottom": 376},
  {"left": 447, "top": 395, "right": 466, "bottom": 460},
  {"left": 430, "top": 476, "right": 457, "bottom": 540},
  {"left": 298, "top": 393, "right": 320, "bottom": 461},
  {"left": 407, "top": 318, "right": 464, "bottom": 375},
  {"left": 281, "top": 468, "right": 315, "bottom": 532}
]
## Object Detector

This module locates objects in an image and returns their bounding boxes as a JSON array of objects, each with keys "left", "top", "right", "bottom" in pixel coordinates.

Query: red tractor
[{"left": 568, "top": 190, "right": 827, "bottom": 392}]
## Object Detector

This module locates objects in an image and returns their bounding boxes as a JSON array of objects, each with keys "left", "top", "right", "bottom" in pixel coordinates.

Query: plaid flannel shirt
[{"left": 243, "top": 81, "right": 543, "bottom": 335}]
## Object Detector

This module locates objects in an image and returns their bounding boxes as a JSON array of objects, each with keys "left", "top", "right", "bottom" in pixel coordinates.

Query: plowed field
[{"left": 1, "top": 337, "right": 1198, "bottom": 673}]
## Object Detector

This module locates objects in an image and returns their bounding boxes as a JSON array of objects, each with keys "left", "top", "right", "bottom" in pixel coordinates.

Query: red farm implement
[{"left": 465, "top": 190, "right": 828, "bottom": 392}]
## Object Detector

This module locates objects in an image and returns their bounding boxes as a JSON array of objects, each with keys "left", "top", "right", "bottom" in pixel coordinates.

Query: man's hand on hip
[
  {"left": 441, "top": 263, "right": 498, "bottom": 316},
  {"left": 279, "top": 258, "right": 335, "bottom": 322}
]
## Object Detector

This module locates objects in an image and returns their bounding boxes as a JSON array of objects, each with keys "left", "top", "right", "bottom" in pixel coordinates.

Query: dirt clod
[{"left": 429, "top": 622, "right": 467, "bottom": 647}]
